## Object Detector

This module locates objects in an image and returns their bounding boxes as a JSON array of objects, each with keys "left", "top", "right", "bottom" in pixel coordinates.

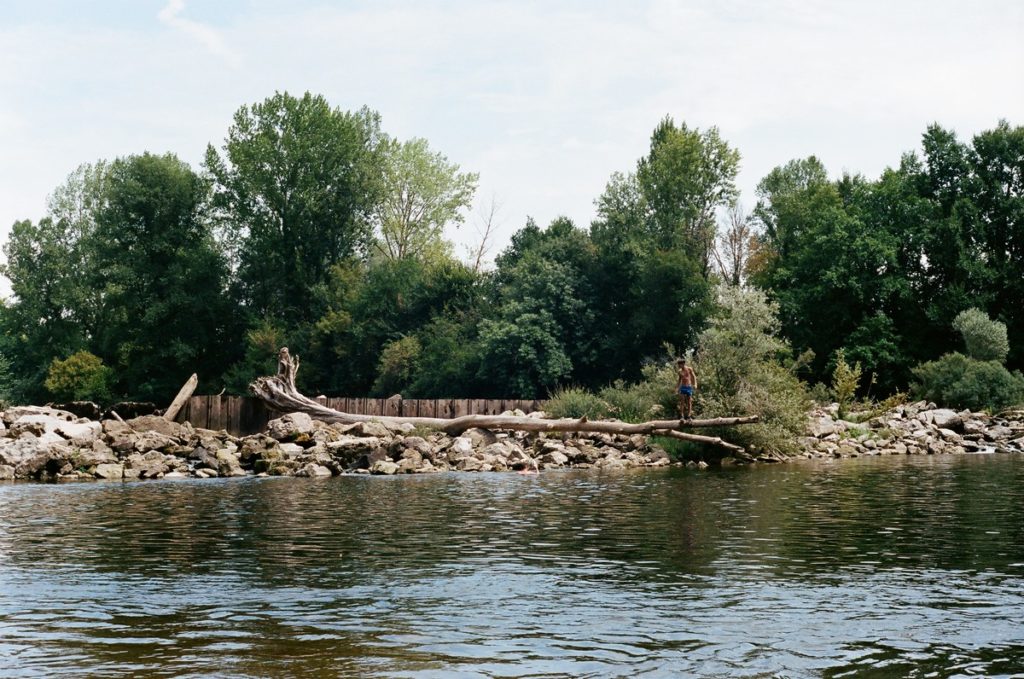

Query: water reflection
[{"left": 1, "top": 456, "right": 1022, "bottom": 677}]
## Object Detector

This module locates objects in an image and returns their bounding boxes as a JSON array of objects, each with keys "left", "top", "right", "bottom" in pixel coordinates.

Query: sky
[{"left": 1, "top": 0, "right": 1022, "bottom": 292}]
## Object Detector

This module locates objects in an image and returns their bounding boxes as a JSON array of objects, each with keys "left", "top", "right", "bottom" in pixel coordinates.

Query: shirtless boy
[{"left": 675, "top": 358, "right": 697, "bottom": 420}]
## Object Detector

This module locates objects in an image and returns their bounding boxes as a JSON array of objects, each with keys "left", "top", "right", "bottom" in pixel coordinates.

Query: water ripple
[{"left": 1, "top": 456, "right": 1023, "bottom": 676}]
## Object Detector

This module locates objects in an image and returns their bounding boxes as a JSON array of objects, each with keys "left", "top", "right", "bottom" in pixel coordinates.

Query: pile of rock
[
  {"left": 0, "top": 406, "right": 673, "bottom": 482},
  {"left": 799, "top": 401, "right": 1024, "bottom": 459}
]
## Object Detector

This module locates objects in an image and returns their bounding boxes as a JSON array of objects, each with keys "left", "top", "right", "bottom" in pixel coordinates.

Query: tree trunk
[
  {"left": 250, "top": 348, "right": 757, "bottom": 449},
  {"left": 164, "top": 373, "right": 198, "bottom": 422}
]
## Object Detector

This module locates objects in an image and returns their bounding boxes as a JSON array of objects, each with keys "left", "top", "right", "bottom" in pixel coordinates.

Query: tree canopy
[{"left": 1, "top": 92, "right": 1020, "bottom": 408}]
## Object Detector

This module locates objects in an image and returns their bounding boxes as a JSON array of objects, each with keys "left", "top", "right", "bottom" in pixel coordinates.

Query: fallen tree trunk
[
  {"left": 164, "top": 373, "right": 198, "bottom": 422},
  {"left": 250, "top": 348, "right": 758, "bottom": 450}
]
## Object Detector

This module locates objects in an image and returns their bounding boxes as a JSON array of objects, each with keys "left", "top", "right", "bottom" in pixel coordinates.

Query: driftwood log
[{"left": 251, "top": 348, "right": 757, "bottom": 451}]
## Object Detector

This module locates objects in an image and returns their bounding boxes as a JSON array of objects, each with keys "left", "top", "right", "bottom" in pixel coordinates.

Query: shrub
[
  {"left": 691, "top": 285, "right": 811, "bottom": 456},
  {"left": 911, "top": 352, "right": 1024, "bottom": 411},
  {"left": 953, "top": 308, "right": 1009, "bottom": 363},
  {"left": 44, "top": 351, "right": 114, "bottom": 403},
  {"left": 0, "top": 352, "right": 13, "bottom": 407},
  {"left": 831, "top": 348, "right": 862, "bottom": 419},
  {"left": 371, "top": 335, "right": 422, "bottom": 396},
  {"left": 545, "top": 386, "right": 610, "bottom": 419}
]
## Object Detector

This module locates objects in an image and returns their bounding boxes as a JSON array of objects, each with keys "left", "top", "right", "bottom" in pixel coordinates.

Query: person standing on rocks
[{"left": 676, "top": 357, "right": 697, "bottom": 421}]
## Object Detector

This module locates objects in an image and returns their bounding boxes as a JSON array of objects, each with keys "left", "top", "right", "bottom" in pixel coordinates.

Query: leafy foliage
[
  {"left": 44, "top": 351, "right": 113, "bottom": 403},
  {"left": 912, "top": 353, "right": 1024, "bottom": 411},
  {"left": 372, "top": 137, "right": 478, "bottom": 263},
  {"left": 692, "top": 286, "right": 811, "bottom": 455},
  {"left": 830, "top": 349, "right": 862, "bottom": 419},
  {"left": 953, "top": 308, "right": 1009, "bottom": 363},
  {"left": 544, "top": 386, "right": 610, "bottom": 420},
  {"left": 371, "top": 336, "right": 422, "bottom": 396},
  {"left": 205, "top": 92, "right": 383, "bottom": 324}
]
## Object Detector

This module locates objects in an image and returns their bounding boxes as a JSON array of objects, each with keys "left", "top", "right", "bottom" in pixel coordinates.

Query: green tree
[
  {"left": 953, "top": 307, "right": 1009, "bottom": 362},
  {"left": 205, "top": 91, "right": 384, "bottom": 323},
  {"left": 44, "top": 351, "right": 113, "bottom": 403},
  {"left": 693, "top": 286, "right": 811, "bottom": 454},
  {"left": 371, "top": 335, "right": 422, "bottom": 396},
  {"left": 371, "top": 137, "right": 478, "bottom": 263},
  {"left": 89, "top": 152, "right": 235, "bottom": 401},
  {"left": 476, "top": 308, "right": 572, "bottom": 398},
  {"left": 636, "top": 116, "right": 740, "bottom": 269}
]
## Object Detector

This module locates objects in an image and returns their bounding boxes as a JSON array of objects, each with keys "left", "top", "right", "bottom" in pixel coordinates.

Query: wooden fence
[{"left": 178, "top": 395, "right": 547, "bottom": 436}]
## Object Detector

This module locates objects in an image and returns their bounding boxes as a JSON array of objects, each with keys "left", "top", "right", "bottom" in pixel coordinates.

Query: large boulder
[
  {"left": 216, "top": 450, "right": 246, "bottom": 477},
  {"left": 446, "top": 437, "right": 474, "bottom": 462},
  {"left": 335, "top": 421, "right": 393, "bottom": 438},
  {"left": 3, "top": 406, "right": 77, "bottom": 426},
  {"left": 93, "top": 463, "right": 124, "bottom": 480},
  {"left": 267, "top": 412, "right": 315, "bottom": 441},
  {"left": 370, "top": 459, "right": 399, "bottom": 475},
  {"left": 463, "top": 428, "right": 498, "bottom": 448},
  {"left": 10, "top": 414, "right": 101, "bottom": 444},
  {"left": 295, "top": 463, "right": 332, "bottom": 478},
  {"left": 808, "top": 415, "right": 838, "bottom": 438},
  {"left": 924, "top": 409, "right": 962, "bottom": 430},
  {"left": 327, "top": 436, "right": 382, "bottom": 466},
  {"left": 127, "top": 415, "right": 187, "bottom": 440}
]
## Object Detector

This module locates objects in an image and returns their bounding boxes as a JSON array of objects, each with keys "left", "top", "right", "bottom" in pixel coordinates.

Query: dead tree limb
[
  {"left": 251, "top": 347, "right": 758, "bottom": 439},
  {"left": 165, "top": 373, "right": 198, "bottom": 422}
]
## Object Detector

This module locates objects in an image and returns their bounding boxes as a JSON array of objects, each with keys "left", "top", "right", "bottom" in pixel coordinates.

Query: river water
[{"left": 1, "top": 454, "right": 1023, "bottom": 677}]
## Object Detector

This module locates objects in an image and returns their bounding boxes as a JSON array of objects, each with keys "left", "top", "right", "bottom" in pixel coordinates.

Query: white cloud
[
  {"left": 157, "top": 0, "right": 240, "bottom": 67},
  {"left": 0, "top": 0, "right": 1021, "bottom": 298}
]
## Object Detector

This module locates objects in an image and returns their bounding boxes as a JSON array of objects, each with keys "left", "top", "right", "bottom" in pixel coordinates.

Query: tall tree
[
  {"left": 89, "top": 152, "right": 234, "bottom": 401},
  {"left": 636, "top": 116, "right": 740, "bottom": 270},
  {"left": 371, "top": 136, "right": 478, "bottom": 263},
  {"left": 205, "top": 91, "right": 384, "bottom": 323}
]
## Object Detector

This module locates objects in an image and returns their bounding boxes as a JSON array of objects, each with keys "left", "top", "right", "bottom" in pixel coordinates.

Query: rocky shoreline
[
  {"left": 1, "top": 401, "right": 1021, "bottom": 483},
  {"left": 796, "top": 401, "right": 1024, "bottom": 460},
  {"left": 0, "top": 407, "right": 675, "bottom": 482}
]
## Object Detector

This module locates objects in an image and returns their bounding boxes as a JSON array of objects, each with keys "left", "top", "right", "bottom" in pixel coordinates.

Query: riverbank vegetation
[{"left": 2, "top": 91, "right": 1021, "bottom": 431}]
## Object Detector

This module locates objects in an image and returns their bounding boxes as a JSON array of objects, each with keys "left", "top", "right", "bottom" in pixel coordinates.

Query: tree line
[{"left": 1, "top": 90, "right": 1020, "bottom": 407}]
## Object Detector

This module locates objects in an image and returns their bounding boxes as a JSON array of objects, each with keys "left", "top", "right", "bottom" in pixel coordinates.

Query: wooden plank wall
[{"left": 178, "top": 395, "right": 546, "bottom": 436}]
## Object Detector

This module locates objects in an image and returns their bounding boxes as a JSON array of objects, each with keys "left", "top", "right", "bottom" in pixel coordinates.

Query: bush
[
  {"left": 545, "top": 386, "right": 610, "bottom": 419},
  {"left": 692, "top": 285, "right": 811, "bottom": 455},
  {"left": 953, "top": 308, "right": 1009, "bottom": 363},
  {"left": 831, "top": 348, "right": 862, "bottom": 419},
  {"left": 911, "top": 352, "right": 1024, "bottom": 411},
  {"left": 371, "top": 336, "right": 421, "bottom": 396},
  {"left": 44, "top": 351, "right": 114, "bottom": 403}
]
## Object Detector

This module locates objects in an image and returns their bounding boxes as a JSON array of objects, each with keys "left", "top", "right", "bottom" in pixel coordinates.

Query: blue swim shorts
[{"left": 678, "top": 386, "right": 694, "bottom": 396}]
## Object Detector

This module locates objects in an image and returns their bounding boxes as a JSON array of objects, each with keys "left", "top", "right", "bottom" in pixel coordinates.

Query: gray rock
[
  {"left": 163, "top": 471, "right": 187, "bottom": 479},
  {"left": 448, "top": 437, "right": 474, "bottom": 460},
  {"left": 370, "top": 459, "right": 399, "bottom": 475},
  {"left": 400, "top": 449, "right": 423, "bottom": 465},
  {"left": 71, "top": 446, "right": 118, "bottom": 468},
  {"left": 397, "top": 457, "right": 421, "bottom": 474},
  {"left": 196, "top": 467, "right": 219, "bottom": 478},
  {"left": 808, "top": 416, "right": 838, "bottom": 438},
  {"left": 296, "top": 463, "right": 332, "bottom": 478},
  {"left": 216, "top": 450, "right": 246, "bottom": 477},
  {"left": 457, "top": 456, "right": 484, "bottom": 472},
  {"left": 929, "top": 409, "right": 962, "bottom": 430},
  {"left": 279, "top": 442, "right": 305, "bottom": 458},
  {"left": 464, "top": 428, "right": 498, "bottom": 448},
  {"left": 336, "top": 421, "right": 392, "bottom": 438},
  {"left": 267, "top": 412, "right": 315, "bottom": 441},
  {"left": 126, "top": 415, "right": 187, "bottom": 440},
  {"left": 0, "top": 465, "right": 13, "bottom": 480},
  {"left": 402, "top": 436, "right": 433, "bottom": 457},
  {"left": 539, "top": 450, "right": 569, "bottom": 466},
  {"left": 986, "top": 425, "right": 1013, "bottom": 440},
  {"left": 93, "top": 463, "right": 124, "bottom": 480}
]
